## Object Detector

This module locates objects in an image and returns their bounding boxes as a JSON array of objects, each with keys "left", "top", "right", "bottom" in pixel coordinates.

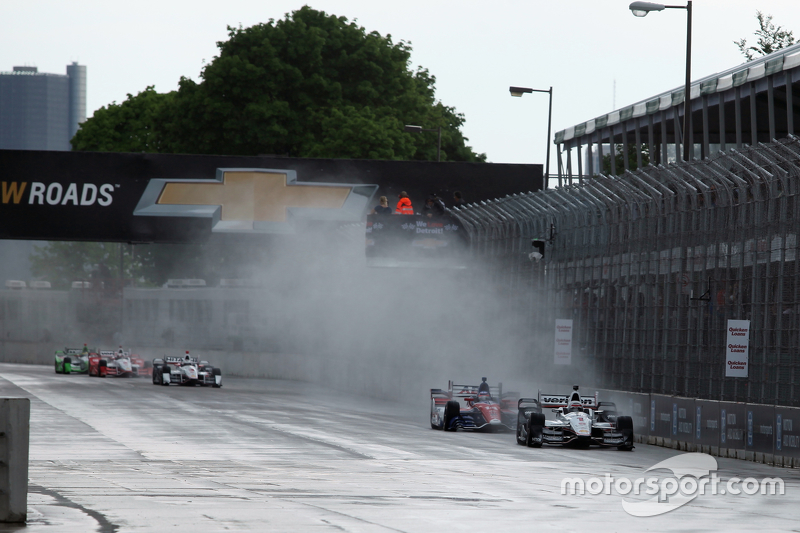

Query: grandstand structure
[
  {"left": 554, "top": 43, "right": 800, "bottom": 183},
  {"left": 451, "top": 135, "right": 800, "bottom": 406}
]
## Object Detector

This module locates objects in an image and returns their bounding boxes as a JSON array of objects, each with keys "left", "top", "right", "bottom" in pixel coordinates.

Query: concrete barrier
[
  {"left": 596, "top": 388, "right": 800, "bottom": 468},
  {"left": 0, "top": 398, "right": 30, "bottom": 523}
]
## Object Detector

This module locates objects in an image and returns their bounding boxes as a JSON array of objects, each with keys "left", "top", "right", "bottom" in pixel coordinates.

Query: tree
[
  {"left": 29, "top": 242, "right": 149, "bottom": 290},
  {"left": 735, "top": 11, "right": 795, "bottom": 62},
  {"left": 601, "top": 144, "right": 650, "bottom": 176},
  {"left": 65, "top": 7, "right": 486, "bottom": 286},
  {"left": 71, "top": 87, "right": 173, "bottom": 153},
  {"left": 72, "top": 6, "right": 484, "bottom": 162}
]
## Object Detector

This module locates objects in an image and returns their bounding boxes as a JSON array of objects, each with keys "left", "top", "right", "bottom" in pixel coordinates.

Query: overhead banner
[
  {"left": 725, "top": 319, "right": 750, "bottom": 377},
  {"left": 365, "top": 214, "right": 468, "bottom": 268},
  {"left": 554, "top": 319, "right": 573, "bottom": 365},
  {"left": 0, "top": 149, "right": 540, "bottom": 244}
]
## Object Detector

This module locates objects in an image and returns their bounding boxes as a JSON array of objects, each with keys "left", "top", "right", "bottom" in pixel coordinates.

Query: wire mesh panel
[{"left": 449, "top": 135, "right": 800, "bottom": 407}]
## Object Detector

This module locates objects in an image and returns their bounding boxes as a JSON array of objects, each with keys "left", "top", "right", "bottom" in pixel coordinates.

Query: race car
[
  {"left": 129, "top": 352, "right": 153, "bottom": 377},
  {"left": 54, "top": 345, "right": 90, "bottom": 374},
  {"left": 88, "top": 347, "right": 146, "bottom": 377},
  {"left": 152, "top": 351, "right": 222, "bottom": 387},
  {"left": 516, "top": 385, "right": 634, "bottom": 450},
  {"left": 430, "top": 378, "right": 517, "bottom": 431}
]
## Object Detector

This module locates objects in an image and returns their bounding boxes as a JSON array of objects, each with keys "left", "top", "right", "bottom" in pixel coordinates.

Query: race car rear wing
[
  {"left": 165, "top": 356, "right": 198, "bottom": 364},
  {"left": 64, "top": 348, "right": 83, "bottom": 355},
  {"left": 538, "top": 391, "right": 598, "bottom": 409},
  {"left": 450, "top": 380, "right": 503, "bottom": 399},
  {"left": 430, "top": 381, "right": 511, "bottom": 400}
]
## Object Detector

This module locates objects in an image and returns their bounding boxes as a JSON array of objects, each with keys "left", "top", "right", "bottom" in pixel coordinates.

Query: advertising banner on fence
[
  {"left": 775, "top": 406, "right": 800, "bottom": 459},
  {"left": 695, "top": 399, "right": 721, "bottom": 449},
  {"left": 554, "top": 319, "right": 573, "bottom": 365},
  {"left": 725, "top": 319, "right": 750, "bottom": 377},
  {"left": 746, "top": 404, "right": 775, "bottom": 455},
  {"left": 720, "top": 402, "right": 747, "bottom": 453}
]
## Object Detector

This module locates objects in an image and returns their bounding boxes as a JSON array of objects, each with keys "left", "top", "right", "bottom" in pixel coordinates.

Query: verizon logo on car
[{"left": 2, "top": 182, "right": 116, "bottom": 206}]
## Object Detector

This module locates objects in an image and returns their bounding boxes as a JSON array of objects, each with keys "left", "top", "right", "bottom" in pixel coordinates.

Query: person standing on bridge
[
  {"left": 396, "top": 191, "right": 414, "bottom": 215},
  {"left": 370, "top": 196, "right": 392, "bottom": 215}
]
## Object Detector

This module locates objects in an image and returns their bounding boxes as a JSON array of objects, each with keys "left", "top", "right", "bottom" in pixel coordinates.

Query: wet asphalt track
[{"left": 0, "top": 363, "right": 798, "bottom": 532}]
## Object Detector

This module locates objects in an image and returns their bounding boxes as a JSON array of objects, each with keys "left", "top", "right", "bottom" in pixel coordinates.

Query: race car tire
[
  {"left": 616, "top": 416, "right": 635, "bottom": 451},
  {"left": 211, "top": 368, "right": 222, "bottom": 388},
  {"left": 443, "top": 400, "right": 460, "bottom": 432},
  {"left": 526, "top": 413, "right": 545, "bottom": 448},
  {"left": 98, "top": 360, "right": 107, "bottom": 377},
  {"left": 152, "top": 368, "right": 160, "bottom": 385},
  {"left": 54, "top": 361, "right": 60, "bottom": 374},
  {"left": 516, "top": 411, "right": 527, "bottom": 445}
]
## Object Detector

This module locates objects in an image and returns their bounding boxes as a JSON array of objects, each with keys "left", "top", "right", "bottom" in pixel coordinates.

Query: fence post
[{"left": 0, "top": 398, "right": 30, "bottom": 523}]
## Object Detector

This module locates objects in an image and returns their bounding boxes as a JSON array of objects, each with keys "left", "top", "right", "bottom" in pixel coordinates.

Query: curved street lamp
[
  {"left": 629, "top": 1, "right": 692, "bottom": 162},
  {"left": 404, "top": 125, "right": 441, "bottom": 162},
  {"left": 509, "top": 86, "right": 553, "bottom": 189}
]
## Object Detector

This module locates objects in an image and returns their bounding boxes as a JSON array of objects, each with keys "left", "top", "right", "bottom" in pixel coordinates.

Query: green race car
[{"left": 54, "top": 345, "right": 91, "bottom": 374}]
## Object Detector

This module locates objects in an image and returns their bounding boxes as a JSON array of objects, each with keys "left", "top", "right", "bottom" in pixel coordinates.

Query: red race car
[
  {"left": 89, "top": 347, "right": 151, "bottom": 377},
  {"left": 430, "top": 378, "right": 518, "bottom": 432}
]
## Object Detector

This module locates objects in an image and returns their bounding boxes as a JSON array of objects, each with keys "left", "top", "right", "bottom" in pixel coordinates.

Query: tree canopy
[
  {"left": 73, "top": 6, "right": 484, "bottom": 162},
  {"left": 735, "top": 11, "right": 795, "bottom": 62},
  {"left": 601, "top": 144, "right": 650, "bottom": 176}
]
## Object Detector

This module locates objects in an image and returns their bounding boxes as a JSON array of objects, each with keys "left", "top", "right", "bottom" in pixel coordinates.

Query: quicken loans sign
[{"left": 725, "top": 320, "right": 750, "bottom": 378}]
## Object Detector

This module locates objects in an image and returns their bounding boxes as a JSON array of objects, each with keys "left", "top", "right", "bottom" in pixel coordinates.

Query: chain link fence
[{"left": 450, "top": 135, "right": 800, "bottom": 406}]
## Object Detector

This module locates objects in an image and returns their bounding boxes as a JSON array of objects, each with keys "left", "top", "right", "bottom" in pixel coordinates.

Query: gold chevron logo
[{"left": 157, "top": 171, "right": 350, "bottom": 223}]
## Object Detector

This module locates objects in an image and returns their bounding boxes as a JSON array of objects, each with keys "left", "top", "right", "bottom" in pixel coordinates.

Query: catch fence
[{"left": 449, "top": 136, "right": 800, "bottom": 406}]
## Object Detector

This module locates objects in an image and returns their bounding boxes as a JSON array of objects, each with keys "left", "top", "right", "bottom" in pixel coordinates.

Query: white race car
[
  {"left": 152, "top": 351, "right": 222, "bottom": 388},
  {"left": 516, "top": 385, "right": 634, "bottom": 450}
]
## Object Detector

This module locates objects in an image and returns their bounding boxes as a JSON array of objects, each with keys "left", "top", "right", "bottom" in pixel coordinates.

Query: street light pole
[
  {"left": 404, "top": 125, "right": 442, "bottom": 162},
  {"left": 510, "top": 86, "right": 554, "bottom": 189},
  {"left": 630, "top": 1, "right": 693, "bottom": 162},
  {"left": 683, "top": 1, "right": 692, "bottom": 162}
]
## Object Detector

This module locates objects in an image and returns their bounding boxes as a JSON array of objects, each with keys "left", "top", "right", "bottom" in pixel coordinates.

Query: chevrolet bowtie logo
[{"left": 134, "top": 168, "right": 377, "bottom": 233}]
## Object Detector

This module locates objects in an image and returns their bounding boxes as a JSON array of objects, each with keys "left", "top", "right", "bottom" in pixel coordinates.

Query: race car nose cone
[{"left": 489, "top": 419, "right": 501, "bottom": 425}]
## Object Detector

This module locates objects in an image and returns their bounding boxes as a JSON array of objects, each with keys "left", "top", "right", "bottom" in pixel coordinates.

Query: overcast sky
[{"left": 3, "top": 0, "right": 799, "bottom": 173}]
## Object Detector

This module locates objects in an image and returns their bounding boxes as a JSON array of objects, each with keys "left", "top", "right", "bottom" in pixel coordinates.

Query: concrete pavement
[{"left": 1, "top": 363, "right": 798, "bottom": 532}]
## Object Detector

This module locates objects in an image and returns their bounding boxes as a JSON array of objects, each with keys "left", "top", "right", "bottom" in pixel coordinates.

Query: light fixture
[
  {"left": 629, "top": 1, "right": 666, "bottom": 17},
  {"left": 509, "top": 86, "right": 534, "bottom": 98}
]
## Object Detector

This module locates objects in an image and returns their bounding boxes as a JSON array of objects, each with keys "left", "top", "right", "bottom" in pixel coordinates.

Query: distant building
[
  {"left": 0, "top": 62, "right": 86, "bottom": 151},
  {"left": 0, "top": 62, "right": 86, "bottom": 283}
]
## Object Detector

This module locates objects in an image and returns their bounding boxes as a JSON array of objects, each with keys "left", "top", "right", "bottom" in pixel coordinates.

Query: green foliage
[
  {"left": 72, "top": 6, "right": 484, "bottom": 162},
  {"left": 29, "top": 242, "right": 152, "bottom": 289},
  {"left": 29, "top": 239, "right": 273, "bottom": 289},
  {"left": 601, "top": 144, "right": 650, "bottom": 176},
  {"left": 62, "top": 7, "right": 487, "bottom": 288},
  {"left": 735, "top": 11, "right": 795, "bottom": 62},
  {"left": 71, "top": 87, "right": 173, "bottom": 152}
]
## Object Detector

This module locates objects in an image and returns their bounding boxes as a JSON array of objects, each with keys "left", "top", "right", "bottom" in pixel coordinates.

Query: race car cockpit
[
  {"left": 475, "top": 391, "right": 494, "bottom": 404},
  {"left": 567, "top": 402, "right": 584, "bottom": 413},
  {"left": 566, "top": 386, "right": 584, "bottom": 413}
]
